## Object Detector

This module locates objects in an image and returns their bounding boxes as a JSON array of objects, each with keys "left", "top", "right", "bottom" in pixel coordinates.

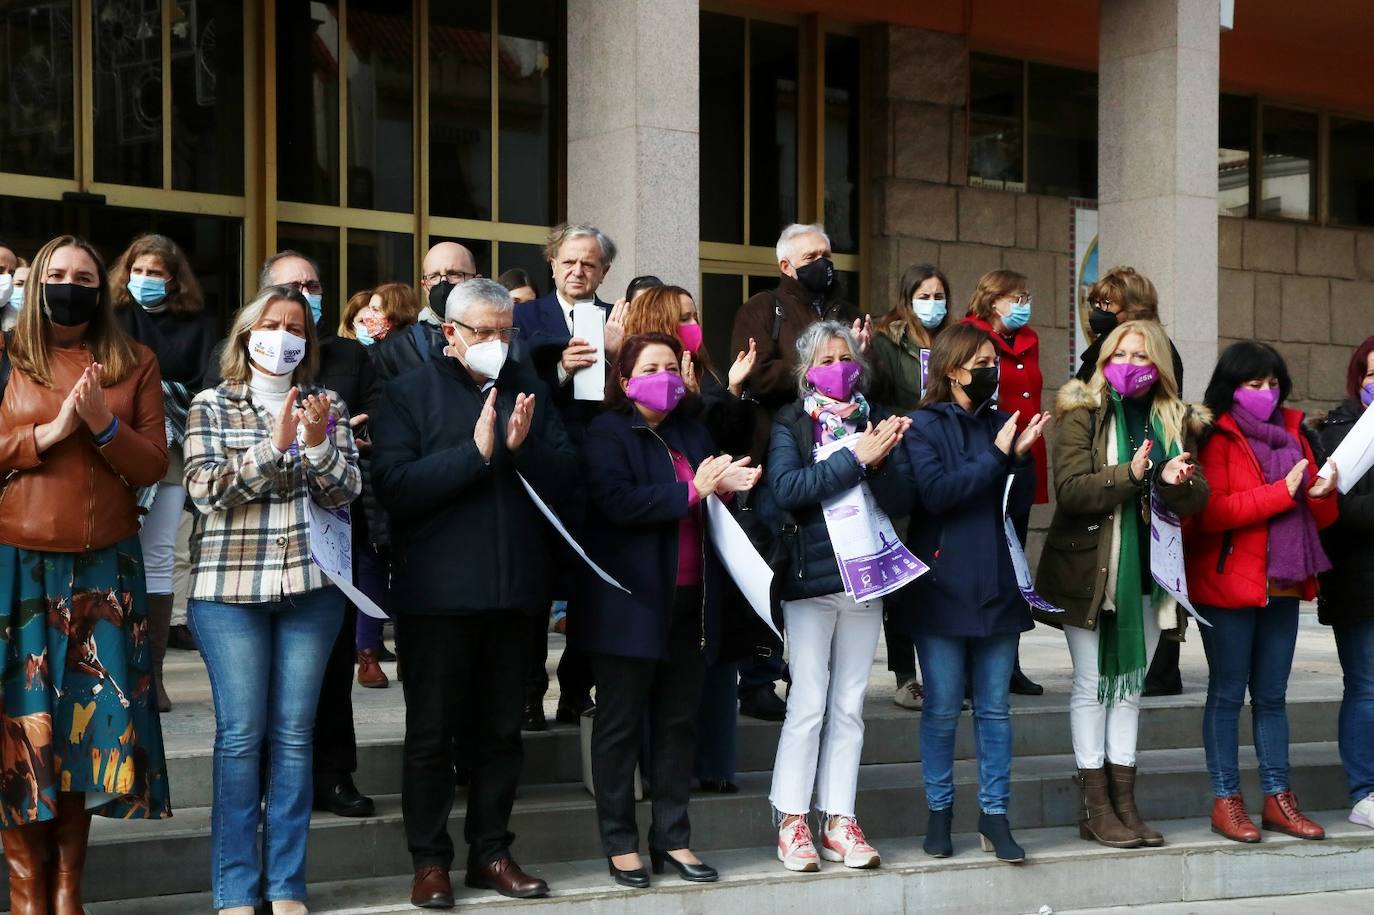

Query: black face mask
[
  {"left": 1089, "top": 307, "right": 1119, "bottom": 339},
  {"left": 793, "top": 257, "right": 834, "bottom": 295},
  {"left": 44, "top": 283, "right": 101, "bottom": 327},
  {"left": 428, "top": 280, "right": 455, "bottom": 316},
  {"left": 960, "top": 365, "right": 999, "bottom": 410}
]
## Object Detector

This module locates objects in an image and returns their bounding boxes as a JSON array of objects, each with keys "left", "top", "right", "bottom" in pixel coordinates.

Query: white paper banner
[
  {"left": 307, "top": 501, "right": 389, "bottom": 619},
  {"left": 1149, "top": 489, "right": 1211, "bottom": 627},
  {"left": 1318, "top": 402, "right": 1374, "bottom": 495},
  {"left": 814, "top": 438, "right": 928, "bottom": 602},
  {"left": 517, "top": 472, "right": 629, "bottom": 593},
  {"left": 572, "top": 302, "right": 606, "bottom": 402},
  {"left": 704, "top": 494, "right": 780, "bottom": 640},
  {"left": 1002, "top": 476, "right": 1063, "bottom": 613}
]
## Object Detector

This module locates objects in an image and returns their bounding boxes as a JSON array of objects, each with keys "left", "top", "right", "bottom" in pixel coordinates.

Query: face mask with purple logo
[
  {"left": 806, "top": 360, "right": 861, "bottom": 401},
  {"left": 1103, "top": 362, "right": 1158, "bottom": 398}
]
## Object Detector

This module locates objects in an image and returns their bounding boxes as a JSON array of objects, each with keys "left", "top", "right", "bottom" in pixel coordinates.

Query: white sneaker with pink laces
[
  {"left": 776, "top": 816, "right": 821, "bottom": 872},
  {"left": 820, "top": 815, "right": 881, "bottom": 868}
]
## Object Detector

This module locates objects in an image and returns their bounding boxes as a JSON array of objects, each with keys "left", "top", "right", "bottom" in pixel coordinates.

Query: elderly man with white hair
[{"left": 371, "top": 278, "right": 575, "bottom": 907}]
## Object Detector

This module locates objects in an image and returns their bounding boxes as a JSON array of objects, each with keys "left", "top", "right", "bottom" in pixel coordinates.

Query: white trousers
[
  {"left": 1064, "top": 599, "right": 1161, "bottom": 769},
  {"left": 769, "top": 591, "right": 883, "bottom": 818},
  {"left": 138, "top": 483, "right": 186, "bottom": 595}
]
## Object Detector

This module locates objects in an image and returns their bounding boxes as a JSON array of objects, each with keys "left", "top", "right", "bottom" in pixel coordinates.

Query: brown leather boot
[
  {"left": 1106, "top": 763, "right": 1164, "bottom": 846},
  {"left": 51, "top": 792, "right": 92, "bottom": 915},
  {"left": 1077, "top": 767, "right": 1143, "bottom": 848},
  {"left": 147, "top": 592, "right": 174, "bottom": 712},
  {"left": 1262, "top": 790, "right": 1326, "bottom": 839},
  {"left": 356, "top": 649, "right": 389, "bottom": 688},
  {"left": 2, "top": 820, "right": 52, "bottom": 915}
]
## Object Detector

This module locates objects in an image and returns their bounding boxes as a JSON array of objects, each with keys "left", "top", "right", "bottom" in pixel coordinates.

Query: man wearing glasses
[
  {"left": 372, "top": 278, "right": 574, "bottom": 905},
  {"left": 371, "top": 241, "right": 482, "bottom": 383}
]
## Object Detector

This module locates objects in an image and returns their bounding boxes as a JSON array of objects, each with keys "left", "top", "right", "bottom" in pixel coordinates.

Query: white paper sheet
[
  {"left": 1149, "top": 489, "right": 1211, "bottom": 627},
  {"left": 704, "top": 494, "right": 780, "bottom": 640},
  {"left": 517, "top": 472, "right": 629, "bottom": 593},
  {"left": 307, "top": 501, "right": 389, "bottom": 619},
  {"left": 572, "top": 302, "right": 606, "bottom": 402},
  {"left": 1002, "top": 476, "right": 1063, "bottom": 613},
  {"left": 1318, "top": 401, "right": 1374, "bottom": 494}
]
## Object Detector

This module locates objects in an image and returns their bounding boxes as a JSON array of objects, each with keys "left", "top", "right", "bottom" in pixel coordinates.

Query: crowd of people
[{"left": 0, "top": 221, "right": 1368, "bottom": 914}]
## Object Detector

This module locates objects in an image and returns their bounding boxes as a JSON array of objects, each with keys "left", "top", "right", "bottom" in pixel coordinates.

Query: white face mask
[
  {"left": 248, "top": 328, "right": 307, "bottom": 375},
  {"left": 0, "top": 275, "right": 12, "bottom": 305},
  {"left": 460, "top": 336, "right": 509, "bottom": 379}
]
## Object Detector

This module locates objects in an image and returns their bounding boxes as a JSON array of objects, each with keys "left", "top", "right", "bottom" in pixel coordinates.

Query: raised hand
[
  {"left": 560, "top": 337, "right": 598, "bottom": 375},
  {"left": 296, "top": 392, "right": 332, "bottom": 448},
  {"left": 715, "top": 456, "right": 762, "bottom": 494},
  {"left": 605, "top": 298, "right": 630, "bottom": 356},
  {"left": 994, "top": 411, "right": 1021, "bottom": 455},
  {"left": 74, "top": 363, "right": 114, "bottom": 434},
  {"left": 272, "top": 387, "right": 302, "bottom": 451},
  {"left": 1308, "top": 460, "right": 1338, "bottom": 499},
  {"left": 1284, "top": 459, "right": 1309, "bottom": 498},
  {"left": 1014, "top": 412, "right": 1052, "bottom": 457},
  {"left": 852, "top": 314, "right": 873, "bottom": 354},
  {"left": 1128, "top": 439, "right": 1153, "bottom": 482},
  {"left": 1161, "top": 451, "right": 1196, "bottom": 486},
  {"left": 693, "top": 454, "right": 732, "bottom": 500},
  {"left": 728, "top": 337, "right": 757, "bottom": 396},
  {"left": 474, "top": 388, "right": 498, "bottom": 462},
  {"left": 506, "top": 392, "right": 536, "bottom": 452},
  {"left": 680, "top": 351, "right": 699, "bottom": 394}
]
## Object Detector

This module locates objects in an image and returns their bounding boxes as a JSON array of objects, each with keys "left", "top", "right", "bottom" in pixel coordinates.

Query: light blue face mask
[
  {"left": 354, "top": 323, "right": 375, "bottom": 346},
  {"left": 127, "top": 275, "right": 168, "bottom": 308},
  {"left": 305, "top": 292, "right": 324, "bottom": 324},
  {"left": 8, "top": 286, "right": 22, "bottom": 309},
  {"left": 913, "top": 296, "right": 947, "bottom": 329},
  {"left": 1001, "top": 301, "right": 1033, "bottom": 331}
]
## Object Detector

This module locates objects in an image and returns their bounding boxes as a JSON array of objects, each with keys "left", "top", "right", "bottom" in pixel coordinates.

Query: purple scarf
[{"left": 1229, "top": 406, "right": 1331, "bottom": 588}]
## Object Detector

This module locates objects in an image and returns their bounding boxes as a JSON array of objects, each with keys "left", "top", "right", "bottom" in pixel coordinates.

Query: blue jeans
[
  {"left": 1197, "top": 598, "right": 1299, "bottom": 798},
  {"left": 1334, "top": 620, "right": 1374, "bottom": 802},
  {"left": 189, "top": 588, "right": 345, "bottom": 909},
  {"left": 915, "top": 632, "right": 1018, "bottom": 814}
]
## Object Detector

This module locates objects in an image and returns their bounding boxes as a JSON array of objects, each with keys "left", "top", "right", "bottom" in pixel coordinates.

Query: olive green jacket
[
  {"left": 868, "top": 321, "right": 929, "bottom": 414},
  {"left": 1033, "top": 380, "right": 1211, "bottom": 636}
]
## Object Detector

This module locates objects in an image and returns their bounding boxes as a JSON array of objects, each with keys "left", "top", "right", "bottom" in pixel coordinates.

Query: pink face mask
[
  {"left": 1103, "top": 362, "right": 1158, "bottom": 398},
  {"left": 1233, "top": 386, "right": 1281, "bottom": 421},
  {"left": 625, "top": 370, "right": 686, "bottom": 414},
  {"left": 1361, "top": 381, "right": 1374, "bottom": 409},
  {"left": 677, "top": 322, "right": 703, "bottom": 354},
  {"left": 806, "top": 360, "right": 861, "bottom": 401}
]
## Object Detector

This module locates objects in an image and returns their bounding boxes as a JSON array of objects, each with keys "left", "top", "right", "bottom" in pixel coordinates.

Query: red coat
[
  {"left": 961, "top": 317, "right": 1048, "bottom": 503},
  {"left": 1183, "top": 409, "right": 1338, "bottom": 609}
]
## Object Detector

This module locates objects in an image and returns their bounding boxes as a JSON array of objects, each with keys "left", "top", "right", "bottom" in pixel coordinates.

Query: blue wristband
[{"left": 94, "top": 417, "right": 119, "bottom": 446}]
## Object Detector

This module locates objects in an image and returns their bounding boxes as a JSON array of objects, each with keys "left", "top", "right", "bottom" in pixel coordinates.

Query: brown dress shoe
[
  {"left": 464, "top": 856, "right": 549, "bottom": 899},
  {"left": 357, "top": 649, "right": 389, "bottom": 688},
  {"left": 1211, "top": 794, "right": 1260, "bottom": 843},
  {"left": 1262, "top": 790, "right": 1326, "bottom": 839},
  {"left": 410, "top": 865, "right": 454, "bottom": 908}
]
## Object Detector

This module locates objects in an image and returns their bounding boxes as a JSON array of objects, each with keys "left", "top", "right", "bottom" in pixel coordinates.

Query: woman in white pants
[
  {"left": 1034, "top": 320, "right": 1210, "bottom": 847},
  {"left": 763, "top": 322, "right": 913, "bottom": 871}
]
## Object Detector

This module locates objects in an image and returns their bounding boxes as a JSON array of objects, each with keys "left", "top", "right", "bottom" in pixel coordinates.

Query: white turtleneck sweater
[{"left": 249, "top": 365, "right": 333, "bottom": 462}]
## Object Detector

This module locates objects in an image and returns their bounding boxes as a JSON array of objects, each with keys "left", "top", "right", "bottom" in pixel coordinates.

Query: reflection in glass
[
  {"left": 347, "top": 229, "right": 413, "bottom": 299},
  {"left": 968, "top": 54, "right": 1024, "bottom": 190},
  {"left": 0, "top": 1, "right": 75, "bottom": 178},
  {"left": 1330, "top": 117, "right": 1374, "bottom": 229},
  {"left": 824, "top": 34, "right": 860, "bottom": 255},
  {"left": 498, "top": 0, "right": 559, "bottom": 226},
  {"left": 494, "top": 241, "right": 546, "bottom": 297},
  {"left": 171, "top": 0, "right": 245, "bottom": 195},
  {"left": 430, "top": 2, "right": 492, "bottom": 220},
  {"left": 701, "top": 273, "right": 746, "bottom": 368},
  {"left": 1260, "top": 106, "right": 1317, "bottom": 221},
  {"left": 749, "top": 21, "right": 798, "bottom": 246},
  {"left": 92, "top": 0, "right": 162, "bottom": 187},
  {"left": 1217, "top": 94, "right": 1253, "bottom": 218},
  {"left": 1027, "top": 63, "right": 1096, "bottom": 199},
  {"left": 277, "top": 222, "right": 340, "bottom": 324},
  {"left": 0, "top": 196, "right": 68, "bottom": 266},
  {"left": 699, "top": 12, "right": 745, "bottom": 245},
  {"left": 346, "top": 0, "right": 413, "bottom": 212},
  {"left": 277, "top": 2, "right": 340, "bottom": 206},
  {"left": 835, "top": 270, "right": 860, "bottom": 311}
]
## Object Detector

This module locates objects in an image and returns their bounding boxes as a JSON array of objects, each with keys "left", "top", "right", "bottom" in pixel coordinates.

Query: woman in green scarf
[{"left": 1035, "top": 320, "right": 1210, "bottom": 848}]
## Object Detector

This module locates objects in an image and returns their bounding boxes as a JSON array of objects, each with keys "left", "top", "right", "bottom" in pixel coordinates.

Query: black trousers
[
  {"left": 398, "top": 609, "right": 527, "bottom": 870},
  {"left": 590, "top": 588, "right": 707, "bottom": 856},
  {"left": 523, "top": 607, "right": 595, "bottom": 707},
  {"left": 884, "top": 610, "right": 917, "bottom": 677},
  {"left": 313, "top": 603, "right": 358, "bottom": 782},
  {"left": 1145, "top": 634, "right": 1182, "bottom": 690}
]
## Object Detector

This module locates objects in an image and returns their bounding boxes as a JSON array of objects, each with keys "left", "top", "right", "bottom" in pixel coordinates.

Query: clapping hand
[
  {"left": 693, "top": 454, "right": 733, "bottom": 500},
  {"left": 681, "top": 351, "right": 699, "bottom": 394},
  {"left": 1128, "top": 439, "right": 1153, "bottom": 481},
  {"left": 715, "top": 456, "right": 762, "bottom": 494},
  {"left": 506, "top": 392, "right": 536, "bottom": 452},
  {"left": 854, "top": 415, "right": 909, "bottom": 467},
  {"left": 73, "top": 363, "right": 114, "bottom": 434},
  {"left": 851, "top": 315, "right": 873, "bottom": 354},
  {"left": 296, "top": 392, "right": 332, "bottom": 448},
  {"left": 1308, "top": 460, "right": 1338, "bottom": 499},
  {"left": 1014, "top": 412, "right": 1052, "bottom": 457},
  {"left": 1284, "top": 459, "right": 1309, "bottom": 498},
  {"left": 605, "top": 298, "right": 630, "bottom": 356},
  {"left": 474, "top": 388, "right": 498, "bottom": 462},
  {"left": 728, "top": 337, "right": 757, "bottom": 396},
  {"left": 1161, "top": 452, "right": 1196, "bottom": 486}
]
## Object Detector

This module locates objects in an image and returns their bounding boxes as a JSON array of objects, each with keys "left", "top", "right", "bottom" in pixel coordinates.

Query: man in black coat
[
  {"left": 370, "top": 241, "right": 478, "bottom": 385},
  {"left": 371, "top": 278, "right": 574, "bottom": 905}
]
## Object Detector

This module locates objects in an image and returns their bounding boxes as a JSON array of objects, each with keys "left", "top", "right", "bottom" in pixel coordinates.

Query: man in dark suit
[
  {"left": 511, "top": 223, "right": 623, "bottom": 731},
  {"left": 370, "top": 241, "right": 479, "bottom": 384}
]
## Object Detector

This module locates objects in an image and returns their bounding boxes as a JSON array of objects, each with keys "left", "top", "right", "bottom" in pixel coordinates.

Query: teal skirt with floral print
[{"left": 0, "top": 536, "right": 171, "bottom": 827}]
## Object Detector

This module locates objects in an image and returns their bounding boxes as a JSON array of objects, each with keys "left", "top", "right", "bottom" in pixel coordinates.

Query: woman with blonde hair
[
  {"left": 0, "top": 235, "right": 172, "bottom": 915},
  {"left": 1036, "top": 320, "right": 1210, "bottom": 849},
  {"left": 109, "top": 232, "right": 219, "bottom": 711},
  {"left": 184, "top": 285, "right": 361, "bottom": 915}
]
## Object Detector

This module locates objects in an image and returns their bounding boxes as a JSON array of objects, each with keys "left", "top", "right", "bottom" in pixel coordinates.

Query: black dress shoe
[
  {"left": 738, "top": 686, "right": 787, "bottom": 721},
  {"left": 1009, "top": 668, "right": 1043, "bottom": 696},
  {"left": 555, "top": 696, "right": 594, "bottom": 725},
  {"left": 314, "top": 777, "right": 375, "bottom": 817},
  {"left": 167, "top": 623, "right": 198, "bottom": 651},
  {"left": 607, "top": 857, "right": 650, "bottom": 889},
  {"left": 375, "top": 642, "right": 397, "bottom": 662},
  {"left": 696, "top": 779, "right": 740, "bottom": 794},
  {"left": 521, "top": 702, "right": 548, "bottom": 732},
  {"left": 1142, "top": 677, "right": 1183, "bottom": 697},
  {"left": 650, "top": 849, "right": 718, "bottom": 882}
]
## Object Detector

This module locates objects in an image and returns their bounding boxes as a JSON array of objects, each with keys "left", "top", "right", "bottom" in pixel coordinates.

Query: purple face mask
[
  {"left": 1233, "top": 386, "right": 1281, "bottom": 422},
  {"left": 1362, "top": 381, "right": 1374, "bottom": 409},
  {"left": 1103, "top": 362, "right": 1159, "bottom": 398},
  {"left": 625, "top": 370, "right": 686, "bottom": 414},
  {"left": 806, "top": 360, "right": 861, "bottom": 401}
]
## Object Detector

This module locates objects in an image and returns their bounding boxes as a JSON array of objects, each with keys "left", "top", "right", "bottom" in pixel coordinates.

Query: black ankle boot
[
  {"left": 977, "top": 812, "right": 1025, "bottom": 863},
  {"left": 923, "top": 807, "right": 953, "bottom": 858}
]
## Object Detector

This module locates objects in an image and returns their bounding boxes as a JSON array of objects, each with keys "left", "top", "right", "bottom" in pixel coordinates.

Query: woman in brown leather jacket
[{"left": 0, "top": 235, "right": 171, "bottom": 915}]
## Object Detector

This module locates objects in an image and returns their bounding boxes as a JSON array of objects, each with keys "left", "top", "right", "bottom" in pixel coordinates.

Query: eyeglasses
[
  {"left": 1090, "top": 298, "right": 1118, "bottom": 312},
  {"left": 1010, "top": 293, "right": 1033, "bottom": 306},
  {"left": 281, "top": 279, "right": 324, "bottom": 296},
  {"left": 422, "top": 270, "right": 478, "bottom": 286},
  {"left": 452, "top": 319, "right": 519, "bottom": 342}
]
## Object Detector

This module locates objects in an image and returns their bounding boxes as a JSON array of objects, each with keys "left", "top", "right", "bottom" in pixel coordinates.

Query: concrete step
[
  {"left": 1057, "top": 889, "right": 1374, "bottom": 915},
  {"left": 160, "top": 693, "right": 1342, "bottom": 808},
  {"left": 84, "top": 809, "right": 1374, "bottom": 915},
  {"left": 47, "top": 740, "right": 1351, "bottom": 907}
]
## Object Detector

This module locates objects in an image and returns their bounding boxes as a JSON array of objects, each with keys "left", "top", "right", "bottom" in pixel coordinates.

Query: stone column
[
  {"left": 565, "top": 0, "right": 699, "bottom": 300},
  {"left": 1098, "top": 0, "right": 1219, "bottom": 400}
]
